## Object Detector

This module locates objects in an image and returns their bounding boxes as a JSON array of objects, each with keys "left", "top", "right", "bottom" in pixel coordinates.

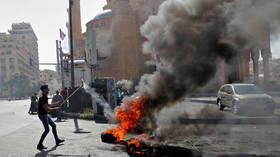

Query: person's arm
[
  {"left": 49, "top": 101, "right": 62, "bottom": 107},
  {"left": 42, "top": 103, "right": 60, "bottom": 112}
]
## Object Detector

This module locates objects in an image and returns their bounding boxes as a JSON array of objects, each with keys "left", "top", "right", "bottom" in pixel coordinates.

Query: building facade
[
  {"left": 81, "top": 0, "right": 272, "bottom": 85},
  {"left": 40, "top": 69, "right": 62, "bottom": 95},
  {"left": 216, "top": 24, "right": 271, "bottom": 85},
  {"left": 0, "top": 23, "right": 40, "bottom": 97},
  {"left": 40, "top": 69, "right": 60, "bottom": 83},
  {"left": 85, "top": 10, "right": 112, "bottom": 79},
  {"left": 69, "top": 0, "right": 84, "bottom": 60},
  {"left": 83, "top": 0, "right": 163, "bottom": 81},
  {"left": 103, "top": 0, "right": 271, "bottom": 84}
]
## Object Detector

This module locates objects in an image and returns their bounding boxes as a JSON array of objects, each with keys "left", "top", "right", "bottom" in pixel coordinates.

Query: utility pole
[
  {"left": 59, "top": 41, "right": 65, "bottom": 89},
  {"left": 69, "top": 0, "right": 80, "bottom": 133},
  {"left": 69, "top": 0, "right": 75, "bottom": 88},
  {"left": 56, "top": 40, "right": 61, "bottom": 74}
]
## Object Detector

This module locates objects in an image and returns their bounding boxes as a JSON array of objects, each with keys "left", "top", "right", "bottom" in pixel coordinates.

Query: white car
[{"left": 217, "top": 84, "right": 275, "bottom": 115}]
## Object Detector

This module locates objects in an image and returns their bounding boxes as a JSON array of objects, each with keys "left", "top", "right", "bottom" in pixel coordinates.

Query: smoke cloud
[
  {"left": 115, "top": 79, "right": 134, "bottom": 92},
  {"left": 130, "top": 0, "right": 280, "bottom": 131},
  {"left": 83, "top": 82, "right": 112, "bottom": 116}
]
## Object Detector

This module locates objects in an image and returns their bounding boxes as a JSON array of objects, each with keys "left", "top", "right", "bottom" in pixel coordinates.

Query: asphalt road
[
  {"left": 156, "top": 97, "right": 280, "bottom": 156},
  {"left": 0, "top": 98, "right": 280, "bottom": 156},
  {"left": 0, "top": 99, "right": 127, "bottom": 157}
]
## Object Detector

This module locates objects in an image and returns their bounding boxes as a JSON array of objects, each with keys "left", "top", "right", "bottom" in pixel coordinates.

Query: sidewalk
[{"left": 0, "top": 117, "right": 128, "bottom": 157}]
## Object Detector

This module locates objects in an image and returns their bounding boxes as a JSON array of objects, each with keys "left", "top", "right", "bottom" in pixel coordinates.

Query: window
[
  {"left": 95, "top": 21, "right": 99, "bottom": 27},
  {"left": 6, "top": 51, "right": 12, "bottom": 55},
  {"left": 221, "top": 86, "right": 233, "bottom": 94},
  {"left": 0, "top": 58, "right": 6, "bottom": 63},
  {"left": 1, "top": 52, "right": 5, "bottom": 55},
  {"left": 30, "top": 59, "right": 33, "bottom": 66},
  {"left": 2, "top": 45, "right": 6, "bottom": 48},
  {"left": 9, "top": 58, "right": 15, "bottom": 62},
  {"left": 0, "top": 74, "right": 6, "bottom": 81},
  {"left": 220, "top": 86, "right": 227, "bottom": 92},
  {"left": 9, "top": 65, "right": 15, "bottom": 71},
  {"left": 234, "top": 85, "right": 263, "bottom": 95},
  {"left": 226, "top": 86, "right": 233, "bottom": 94},
  {"left": 101, "top": 21, "right": 105, "bottom": 26},
  {"left": 1, "top": 66, "right": 6, "bottom": 71}
]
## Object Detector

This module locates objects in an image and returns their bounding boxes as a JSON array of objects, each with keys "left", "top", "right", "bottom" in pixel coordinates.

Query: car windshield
[{"left": 233, "top": 85, "right": 264, "bottom": 95}]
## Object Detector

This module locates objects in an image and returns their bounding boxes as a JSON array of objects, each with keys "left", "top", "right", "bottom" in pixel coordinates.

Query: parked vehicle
[{"left": 217, "top": 84, "right": 275, "bottom": 115}]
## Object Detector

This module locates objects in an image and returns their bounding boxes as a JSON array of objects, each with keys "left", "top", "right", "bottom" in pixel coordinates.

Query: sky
[
  {"left": 0, "top": 0, "right": 107, "bottom": 71},
  {"left": 0, "top": 0, "right": 279, "bottom": 72}
]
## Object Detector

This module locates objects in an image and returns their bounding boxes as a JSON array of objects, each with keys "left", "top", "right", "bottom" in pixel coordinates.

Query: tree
[{"left": 6, "top": 73, "right": 32, "bottom": 98}]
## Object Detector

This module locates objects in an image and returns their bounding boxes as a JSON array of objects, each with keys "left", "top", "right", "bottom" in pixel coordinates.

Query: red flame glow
[
  {"left": 105, "top": 96, "right": 147, "bottom": 142},
  {"left": 127, "top": 133, "right": 147, "bottom": 147}
]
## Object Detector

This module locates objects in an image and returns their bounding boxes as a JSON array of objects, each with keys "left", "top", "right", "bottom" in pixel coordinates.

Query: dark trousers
[{"left": 38, "top": 114, "right": 59, "bottom": 145}]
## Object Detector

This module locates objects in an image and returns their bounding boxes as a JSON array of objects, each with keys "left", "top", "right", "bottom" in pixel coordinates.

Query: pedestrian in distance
[
  {"left": 37, "top": 85, "right": 64, "bottom": 150},
  {"left": 52, "top": 91, "right": 64, "bottom": 122},
  {"left": 60, "top": 87, "right": 68, "bottom": 110},
  {"left": 28, "top": 93, "right": 38, "bottom": 114}
]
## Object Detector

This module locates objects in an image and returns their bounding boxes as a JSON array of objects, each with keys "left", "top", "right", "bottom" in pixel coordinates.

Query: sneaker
[
  {"left": 56, "top": 139, "right": 65, "bottom": 145},
  {"left": 37, "top": 144, "right": 47, "bottom": 150}
]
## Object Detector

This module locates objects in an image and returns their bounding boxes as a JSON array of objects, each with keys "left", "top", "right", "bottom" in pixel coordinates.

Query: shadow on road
[
  {"left": 73, "top": 129, "right": 91, "bottom": 134},
  {"left": 54, "top": 120, "right": 68, "bottom": 123},
  {"left": 34, "top": 145, "right": 59, "bottom": 157}
]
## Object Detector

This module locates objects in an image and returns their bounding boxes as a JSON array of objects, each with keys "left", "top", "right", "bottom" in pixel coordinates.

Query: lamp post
[
  {"left": 59, "top": 40, "right": 65, "bottom": 89},
  {"left": 69, "top": 0, "right": 75, "bottom": 88}
]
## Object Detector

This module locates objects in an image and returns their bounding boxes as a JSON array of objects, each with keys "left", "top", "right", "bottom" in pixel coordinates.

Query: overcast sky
[
  {"left": 0, "top": 0, "right": 107, "bottom": 71},
  {"left": 0, "top": 0, "right": 279, "bottom": 71}
]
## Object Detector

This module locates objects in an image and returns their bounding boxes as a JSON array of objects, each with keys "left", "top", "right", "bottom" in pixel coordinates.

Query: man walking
[{"left": 37, "top": 85, "right": 64, "bottom": 150}]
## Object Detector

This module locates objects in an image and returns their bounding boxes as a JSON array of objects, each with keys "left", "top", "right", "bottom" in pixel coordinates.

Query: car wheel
[{"left": 217, "top": 99, "right": 224, "bottom": 111}]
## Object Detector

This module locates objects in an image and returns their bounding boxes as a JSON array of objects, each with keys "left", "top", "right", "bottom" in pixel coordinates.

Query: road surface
[
  {"left": 0, "top": 98, "right": 280, "bottom": 156},
  {"left": 0, "top": 99, "right": 127, "bottom": 157}
]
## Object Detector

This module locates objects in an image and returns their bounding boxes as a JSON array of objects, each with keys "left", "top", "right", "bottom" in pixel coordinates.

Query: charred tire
[{"left": 217, "top": 99, "right": 225, "bottom": 111}]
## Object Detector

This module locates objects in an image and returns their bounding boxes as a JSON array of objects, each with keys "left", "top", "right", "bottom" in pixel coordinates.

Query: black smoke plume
[{"left": 129, "top": 0, "right": 280, "bottom": 131}]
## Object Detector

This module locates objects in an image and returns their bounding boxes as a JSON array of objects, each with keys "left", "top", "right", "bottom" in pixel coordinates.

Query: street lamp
[{"left": 69, "top": 0, "right": 75, "bottom": 88}]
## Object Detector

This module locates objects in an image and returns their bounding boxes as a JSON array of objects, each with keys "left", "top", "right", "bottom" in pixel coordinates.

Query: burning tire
[{"left": 101, "top": 133, "right": 118, "bottom": 144}]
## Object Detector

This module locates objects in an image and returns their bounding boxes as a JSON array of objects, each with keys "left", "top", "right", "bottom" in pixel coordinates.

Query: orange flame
[
  {"left": 127, "top": 133, "right": 147, "bottom": 147},
  {"left": 105, "top": 96, "right": 147, "bottom": 142}
]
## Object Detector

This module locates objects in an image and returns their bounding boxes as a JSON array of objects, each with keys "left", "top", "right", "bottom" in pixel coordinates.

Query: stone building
[
  {"left": 69, "top": 0, "right": 84, "bottom": 60},
  {"left": 40, "top": 69, "right": 60, "bottom": 83},
  {"left": 83, "top": 0, "right": 271, "bottom": 84},
  {"left": 0, "top": 23, "right": 39, "bottom": 97},
  {"left": 40, "top": 69, "right": 62, "bottom": 95},
  {"left": 85, "top": 10, "right": 112, "bottom": 79},
  {"left": 84, "top": 0, "right": 164, "bottom": 81},
  {"left": 216, "top": 24, "right": 271, "bottom": 85}
]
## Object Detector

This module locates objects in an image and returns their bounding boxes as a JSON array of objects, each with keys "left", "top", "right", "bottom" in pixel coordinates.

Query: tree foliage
[{"left": 5, "top": 73, "right": 40, "bottom": 98}]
